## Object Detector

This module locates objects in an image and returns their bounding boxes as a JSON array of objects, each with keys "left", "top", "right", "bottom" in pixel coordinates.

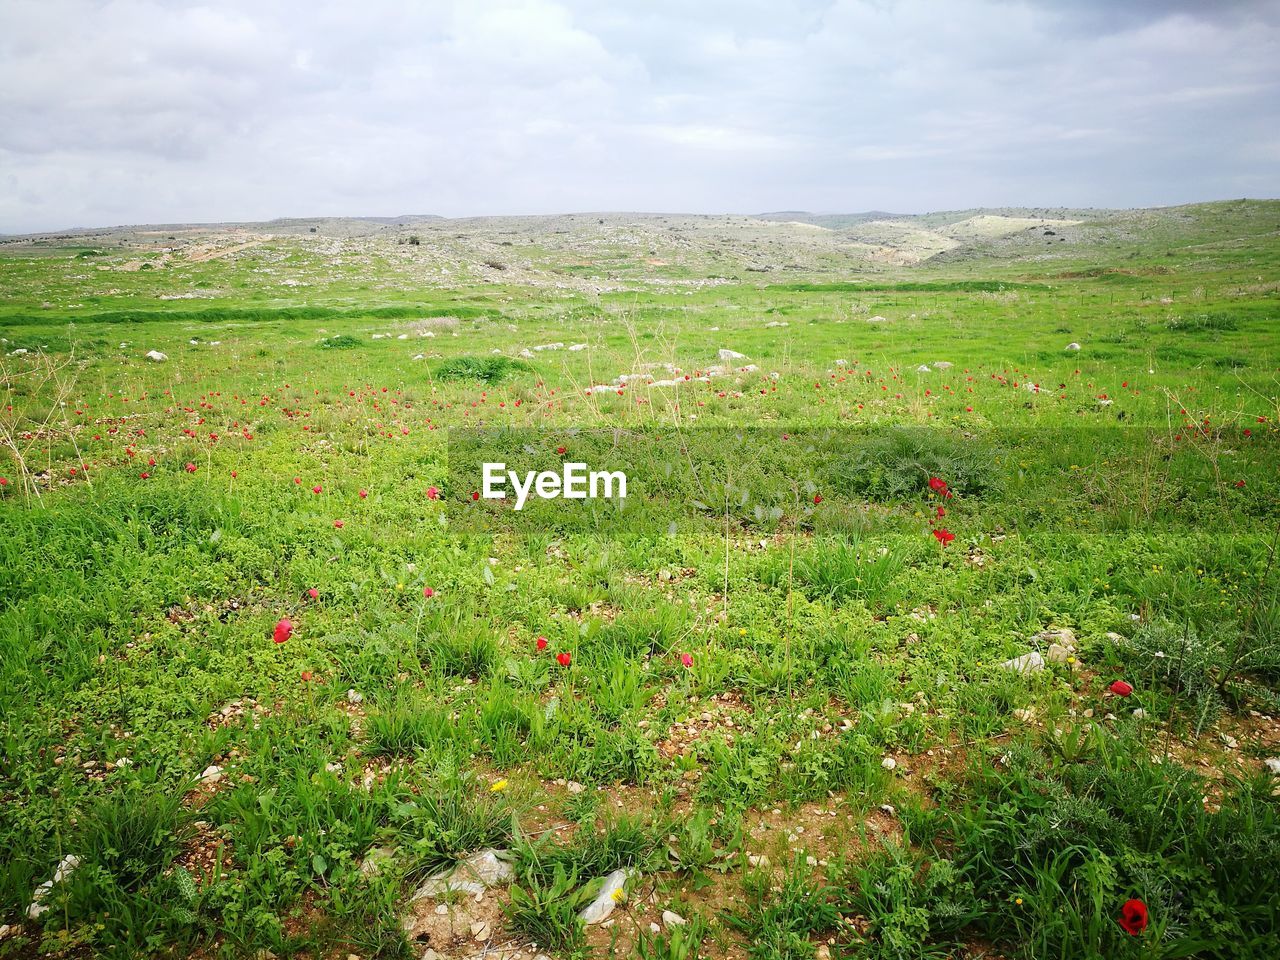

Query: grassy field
[{"left": 1, "top": 201, "right": 1279, "bottom": 960}]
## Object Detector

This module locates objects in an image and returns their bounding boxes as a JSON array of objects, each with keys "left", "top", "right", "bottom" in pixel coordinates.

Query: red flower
[
  {"left": 426, "top": 486, "right": 439, "bottom": 500},
  {"left": 333, "top": 519, "right": 344, "bottom": 528},
  {"left": 1109, "top": 679, "right": 1133, "bottom": 697},
  {"left": 680, "top": 652, "right": 693, "bottom": 668},
  {"left": 1118, "top": 899, "right": 1148, "bottom": 935},
  {"left": 423, "top": 586, "right": 435, "bottom": 598},
  {"left": 308, "top": 588, "right": 319, "bottom": 600},
  {"left": 185, "top": 462, "right": 197, "bottom": 473},
  {"left": 359, "top": 488, "right": 368, "bottom": 499},
  {"left": 312, "top": 485, "right": 322, "bottom": 494},
  {"left": 813, "top": 494, "right": 822, "bottom": 505},
  {"left": 536, "top": 636, "right": 548, "bottom": 651},
  {"left": 932, "top": 528, "right": 955, "bottom": 546},
  {"left": 928, "top": 476, "right": 947, "bottom": 492},
  {"left": 556, "top": 651, "right": 572, "bottom": 667},
  {"left": 139, "top": 472, "right": 150, "bottom": 480},
  {"left": 300, "top": 670, "right": 313, "bottom": 682},
  {"left": 556, "top": 446, "right": 567, "bottom": 455},
  {"left": 273, "top": 619, "right": 293, "bottom": 644},
  {"left": 471, "top": 490, "right": 480, "bottom": 501}
]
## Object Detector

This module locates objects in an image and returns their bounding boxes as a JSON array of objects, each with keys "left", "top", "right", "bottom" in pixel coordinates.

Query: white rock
[
  {"left": 566, "top": 781, "right": 586, "bottom": 794},
  {"left": 916, "top": 364, "right": 932, "bottom": 373},
  {"left": 397, "top": 334, "right": 409, "bottom": 340},
  {"left": 199, "top": 764, "right": 223, "bottom": 783},
  {"left": 1264, "top": 758, "right": 1280, "bottom": 775},
  {"left": 412, "top": 354, "right": 425, "bottom": 361},
  {"left": 1065, "top": 342, "right": 1081, "bottom": 351},
  {"left": 26, "top": 855, "right": 80, "bottom": 919},
  {"left": 145, "top": 350, "right": 168, "bottom": 362},
  {"left": 1046, "top": 643, "right": 1073, "bottom": 665},
  {"left": 662, "top": 910, "right": 687, "bottom": 928},
  {"left": 881, "top": 756, "right": 897, "bottom": 770},
  {"left": 999, "top": 651, "right": 1046, "bottom": 674},
  {"left": 568, "top": 343, "right": 588, "bottom": 351},
  {"left": 866, "top": 315, "right": 888, "bottom": 323},
  {"left": 346, "top": 689, "right": 364, "bottom": 704},
  {"left": 1132, "top": 709, "right": 1147, "bottom": 720},
  {"left": 717, "top": 349, "right": 746, "bottom": 360},
  {"left": 934, "top": 361, "right": 953, "bottom": 370},
  {"left": 360, "top": 845, "right": 396, "bottom": 877},
  {"left": 518, "top": 348, "right": 535, "bottom": 359},
  {"left": 579, "top": 868, "right": 634, "bottom": 925},
  {"left": 411, "top": 849, "right": 514, "bottom": 900}
]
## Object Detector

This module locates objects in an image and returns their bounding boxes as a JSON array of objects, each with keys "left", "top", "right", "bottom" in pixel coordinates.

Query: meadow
[{"left": 1, "top": 201, "right": 1279, "bottom": 960}]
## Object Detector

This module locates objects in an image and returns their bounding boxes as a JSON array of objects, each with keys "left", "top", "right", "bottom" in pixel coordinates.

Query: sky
[{"left": 1, "top": 0, "right": 1278, "bottom": 233}]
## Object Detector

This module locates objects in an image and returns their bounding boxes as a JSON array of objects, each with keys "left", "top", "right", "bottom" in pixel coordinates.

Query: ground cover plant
[{"left": 1, "top": 201, "right": 1279, "bottom": 959}]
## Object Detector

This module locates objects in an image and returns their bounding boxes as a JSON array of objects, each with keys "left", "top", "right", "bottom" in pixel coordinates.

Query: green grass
[{"left": 1, "top": 201, "right": 1279, "bottom": 958}]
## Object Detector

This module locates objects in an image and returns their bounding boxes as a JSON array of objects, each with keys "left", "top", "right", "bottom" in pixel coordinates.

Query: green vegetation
[{"left": 1, "top": 200, "right": 1278, "bottom": 959}]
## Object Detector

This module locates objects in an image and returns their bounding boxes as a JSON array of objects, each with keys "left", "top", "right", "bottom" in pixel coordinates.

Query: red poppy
[
  {"left": 333, "top": 519, "right": 344, "bottom": 528},
  {"left": 556, "top": 446, "right": 567, "bottom": 455},
  {"left": 1118, "top": 898, "right": 1148, "bottom": 935},
  {"left": 680, "top": 652, "right": 693, "bottom": 668},
  {"left": 1109, "top": 679, "right": 1133, "bottom": 697},
  {"left": 423, "top": 586, "right": 435, "bottom": 598},
  {"left": 273, "top": 619, "right": 293, "bottom": 644},
  {"left": 536, "top": 636, "right": 548, "bottom": 651},
  {"left": 300, "top": 670, "right": 313, "bottom": 682},
  {"left": 556, "top": 651, "right": 572, "bottom": 667},
  {"left": 312, "top": 485, "right": 322, "bottom": 494},
  {"left": 185, "top": 462, "right": 197, "bottom": 473},
  {"left": 813, "top": 494, "right": 823, "bottom": 505},
  {"left": 308, "top": 588, "right": 319, "bottom": 599},
  {"left": 932, "top": 528, "right": 955, "bottom": 546},
  {"left": 139, "top": 472, "right": 150, "bottom": 480},
  {"left": 928, "top": 477, "right": 947, "bottom": 492},
  {"left": 359, "top": 489, "right": 368, "bottom": 499},
  {"left": 426, "top": 486, "right": 439, "bottom": 500},
  {"left": 472, "top": 491, "right": 480, "bottom": 501}
]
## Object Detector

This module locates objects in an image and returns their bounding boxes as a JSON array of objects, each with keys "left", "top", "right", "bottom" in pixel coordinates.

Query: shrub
[
  {"left": 835, "top": 428, "right": 999, "bottom": 499},
  {"left": 433, "top": 355, "right": 530, "bottom": 382}
]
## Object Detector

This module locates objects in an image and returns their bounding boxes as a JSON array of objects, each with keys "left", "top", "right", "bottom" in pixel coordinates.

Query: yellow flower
[
  {"left": 490, "top": 779, "right": 509, "bottom": 792},
  {"left": 611, "top": 888, "right": 626, "bottom": 904},
  {"left": 1015, "top": 897, "right": 1023, "bottom": 905},
  {"left": 738, "top": 628, "right": 747, "bottom": 636}
]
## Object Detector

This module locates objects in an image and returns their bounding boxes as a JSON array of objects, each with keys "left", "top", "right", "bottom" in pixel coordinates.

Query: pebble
[
  {"left": 881, "top": 757, "right": 897, "bottom": 770},
  {"left": 662, "top": 910, "right": 687, "bottom": 927}
]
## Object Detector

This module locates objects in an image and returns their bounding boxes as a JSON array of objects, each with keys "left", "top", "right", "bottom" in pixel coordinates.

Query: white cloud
[{"left": 0, "top": 0, "right": 1277, "bottom": 231}]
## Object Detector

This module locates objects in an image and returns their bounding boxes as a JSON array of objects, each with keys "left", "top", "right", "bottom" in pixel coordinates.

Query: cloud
[{"left": 0, "top": 0, "right": 1277, "bottom": 231}]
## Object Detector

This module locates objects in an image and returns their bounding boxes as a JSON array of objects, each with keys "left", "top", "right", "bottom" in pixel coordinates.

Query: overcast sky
[{"left": 1, "top": 0, "right": 1278, "bottom": 233}]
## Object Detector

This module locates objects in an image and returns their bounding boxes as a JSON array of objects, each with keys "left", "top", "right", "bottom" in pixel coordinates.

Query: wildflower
[
  {"left": 680, "top": 652, "right": 693, "bottom": 668},
  {"left": 1014, "top": 897, "right": 1023, "bottom": 906},
  {"left": 556, "top": 445, "right": 567, "bottom": 455},
  {"left": 139, "top": 472, "right": 150, "bottom": 479},
  {"left": 312, "top": 485, "right": 322, "bottom": 494},
  {"left": 273, "top": 619, "right": 293, "bottom": 644},
  {"left": 556, "top": 651, "right": 572, "bottom": 667},
  {"left": 1109, "top": 679, "right": 1133, "bottom": 697},
  {"left": 490, "top": 779, "right": 509, "bottom": 792},
  {"left": 423, "top": 586, "right": 435, "bottom": 598},
  {"left": 928, "top": 476, "right": 947, "bottom": 492},
  {"left": 472, "top": 490, "right": 480, "bottom": 501},
  {"left": 932, "top": 528, "right": 956, "bottom": 546},
  {"left": 536, "top": 636, "right": 548, "bottom": 651},
  {"left": 358, "top": 489, "right": 368, "bottom": 499},
  {"left": 1118, "top": 898, "right": 1148, "bottom": 935},
  {"left": 426, "top": 486, "right": 439, "bottom": 500},
  {"left": 185, "top": 462, "right": 197, "bottom": 473},
  {"left": 308, "top": 588, "right": 319, "bottom": 599},
  {"left": 300, "top": 670, "right": 313, "bottom": 682},
  {"left": 610, "top": 887, "right": 626, "bottom": 904},
  {"left": 333, "top": 519, "right": 344, "bottom": 528},
  {"left": 813, "top": 494, "right": 822, "bottom": 504}
]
